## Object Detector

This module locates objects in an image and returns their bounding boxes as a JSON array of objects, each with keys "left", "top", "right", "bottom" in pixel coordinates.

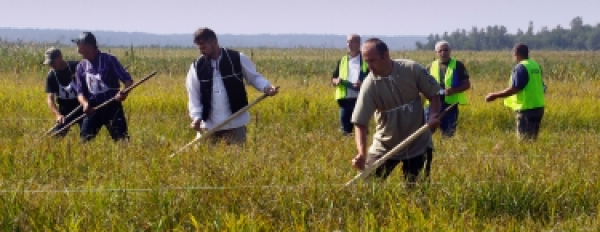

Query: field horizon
[{"left": 1, "top": 43, "right": 600, "bottom": 231}]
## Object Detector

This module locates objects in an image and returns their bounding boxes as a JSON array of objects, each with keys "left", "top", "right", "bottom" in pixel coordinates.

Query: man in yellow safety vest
[
  {"left": 425, "top": 40, "right": 471, "bottom": 138},
  {"left": 332, "top": 34, "right": 369, "bottom": 136},
  {"left": 423, "top": 40, "right": 471, "bottom": 180},
  {"left": 486, "top": 43, "right": 546, "bottom": 141}
]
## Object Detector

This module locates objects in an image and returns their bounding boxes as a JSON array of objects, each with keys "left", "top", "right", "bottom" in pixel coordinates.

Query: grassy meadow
[{"left": 1, "top": 42, "right": 600, "bottom": 231}]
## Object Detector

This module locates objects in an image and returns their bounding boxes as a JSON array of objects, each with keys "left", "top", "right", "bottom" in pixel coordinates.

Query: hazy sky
[{"left": 2, "top": 0, "right": 599, "bottom": 36}]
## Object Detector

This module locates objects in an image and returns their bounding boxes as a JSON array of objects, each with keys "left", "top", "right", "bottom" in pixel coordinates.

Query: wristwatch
[{"left": 437, "top": 89, "right": 445, "bottom": 95}]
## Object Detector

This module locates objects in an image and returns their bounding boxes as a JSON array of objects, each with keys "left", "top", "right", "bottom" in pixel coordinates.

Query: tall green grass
[{"left": 1, "top": 42, "right": 599, "bottom": 230}]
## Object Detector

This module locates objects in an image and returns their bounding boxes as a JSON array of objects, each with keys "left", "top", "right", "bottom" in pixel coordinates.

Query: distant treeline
[
  {"left": 0, "top": 28, "right": 426, "bottom": 50},
  {"left": 416, "top": 17, "right": 600, "bottom": 51}
]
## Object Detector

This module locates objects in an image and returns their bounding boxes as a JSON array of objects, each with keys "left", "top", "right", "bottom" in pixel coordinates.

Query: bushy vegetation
[{"left": 417, "top": 16, "right": 600, "bottom": 51}]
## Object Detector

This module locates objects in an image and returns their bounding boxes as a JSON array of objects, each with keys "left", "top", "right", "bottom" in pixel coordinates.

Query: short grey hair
[
  {"left": 435, "top": 40, "right": 450, "bottom": 51},
  {"left": 347, "top": 33, "right": 361, "bottom": 42}
]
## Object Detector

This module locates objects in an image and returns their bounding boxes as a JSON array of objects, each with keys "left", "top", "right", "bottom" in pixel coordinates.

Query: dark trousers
[
  {"left": 52, "top": 103, "right": 84, "bottom": 137},
  {"left": 80, "top": 101, "right": 129, "bottom": 143},
  {"left": 207, "top": 126, "right": 247, "bottom": 145},
  {"left": 424, "top": 147, "right": 434, "bottom": 180},
  {"left": 369, "top": 151, "right": 430, "bottom": 184},
  {"left": 515, "top": 107, "right": 544, "bottom": 141},
  {"left": 337, "top": 98, "right": 357, "bottom": 134},
  {"left": 425, "top": 102, "right": 459, "bottom": 137}
]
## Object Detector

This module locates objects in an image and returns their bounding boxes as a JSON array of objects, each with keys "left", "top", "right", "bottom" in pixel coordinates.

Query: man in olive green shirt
[{"left": 351, "top": 38, "right": 442, "bottom": 184}]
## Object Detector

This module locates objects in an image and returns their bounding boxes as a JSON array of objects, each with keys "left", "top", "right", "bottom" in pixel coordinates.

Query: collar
[
  {"left": 348, "top": 52, "right": 360, "bottom": 59},
  {"left": 88, "top": 50, "right": 102, "bottom": 62},
  {"left": 439, "top": 57, "right": 452, "bottom": 65},
  {"left": 372, "top": 60, "right": 398, "bottom": 80},
  {"left": 53, "top": 60, "right": 69, "bottom": 71},
  {"left": 211, "top": 48, "right": 224, "bottom": 62}
]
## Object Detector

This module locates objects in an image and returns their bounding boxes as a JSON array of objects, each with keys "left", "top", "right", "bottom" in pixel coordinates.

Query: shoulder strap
[
  {"left": 52, "top": 69, "right": 61, "bottom": 86},
  {"left": 223, "top": 48, "right": 236, "bottom": 75}
]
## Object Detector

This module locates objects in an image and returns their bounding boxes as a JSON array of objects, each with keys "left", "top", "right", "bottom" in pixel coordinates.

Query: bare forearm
[
  {"left": 341, "top": 79, "right": 355, "bottom": 88},
  {"left": 493, "top": 87, "right": 519, "bottom": 98},
  {"left": 447, "top": 80, "right": 470, "bottom": 94},
  {"left": 77, "top": 95, "right": 88, "bottom": 106},
  {"left": 354, "top": 124, "right": 368, "bottom": 155},
  {"left": 122, "top": 80, "right": 133, "bottom": 89},
  {"left": 47, "top": 98, "right": 60, "bottom": 116}
]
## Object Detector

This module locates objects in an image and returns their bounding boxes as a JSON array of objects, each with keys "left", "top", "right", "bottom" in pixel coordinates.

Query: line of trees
[
  {"left": 416, "top": 17, "right": 600, "bottom": 51},
  {"left": 0, "top": 28, "right": 425, "bottom": 50}
]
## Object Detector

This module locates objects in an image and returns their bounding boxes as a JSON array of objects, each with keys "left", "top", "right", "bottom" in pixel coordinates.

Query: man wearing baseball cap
[
  {"left": 71, "top": 31, "right": 134, "bottom": 143},
  {"left": 43, "top": 47, "right": 84, "bottom": 137}
]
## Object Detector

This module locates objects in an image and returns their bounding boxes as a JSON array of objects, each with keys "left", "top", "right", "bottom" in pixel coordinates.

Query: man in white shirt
[
  {"left": 332, "top": 34, "right": 369, "bottom": 136},
  {"left": 185, "top": 28, "right": 278, "bottom": 145}
]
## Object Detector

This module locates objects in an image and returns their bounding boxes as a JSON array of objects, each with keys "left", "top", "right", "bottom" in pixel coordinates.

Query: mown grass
[{"left": 1, "top": 43, "right": 600, "bottom": 231}]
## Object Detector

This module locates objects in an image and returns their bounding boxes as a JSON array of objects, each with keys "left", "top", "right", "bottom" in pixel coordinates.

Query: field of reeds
[{"left": 1, "top": 41, "right": 600, "bottom": 231}]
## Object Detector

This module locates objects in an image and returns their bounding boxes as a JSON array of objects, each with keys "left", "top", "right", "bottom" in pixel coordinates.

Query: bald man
[
  {"left": 351, "top": 38, "right": 442, "bottom": 185},
  {"left": 331, "top": 34, "right": 369, "bottom": 136}
]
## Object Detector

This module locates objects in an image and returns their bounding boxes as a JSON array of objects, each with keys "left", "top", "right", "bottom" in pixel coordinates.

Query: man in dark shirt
[
  {"left": 424, "top": 41, "right": 471, "bottom": 138},
  {"left": 72, "top": 32, "right": 134, "bottom": 143},
  {"left": 422, "top": 41, "right": 471, "bottom": 180},
  {"left": 43, "top": 47, "right": 84, "bottom": 137},
  {"left": 486, "top": 43, "right": 546, "bottom": 141}
]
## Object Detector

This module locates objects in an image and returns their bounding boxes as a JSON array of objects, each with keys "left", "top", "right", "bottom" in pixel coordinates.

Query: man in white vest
[{"left": 186, "top": 28, "right": 278, "bottom": 145}]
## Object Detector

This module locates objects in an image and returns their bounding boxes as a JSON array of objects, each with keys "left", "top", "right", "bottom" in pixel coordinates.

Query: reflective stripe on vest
[
  {"left": 425, "top": 58, "right": 468, "bottom": 106},
  {"left": 335, "top": 55, "right": 368, "bottom": 100},
  {"left": 504, "top": 59, "right": 545, "bottom": 111}
]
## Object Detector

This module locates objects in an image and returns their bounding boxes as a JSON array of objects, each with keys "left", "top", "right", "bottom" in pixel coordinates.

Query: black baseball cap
[{"left": 71, "top": 31, "right": 97, "bottom": 46}]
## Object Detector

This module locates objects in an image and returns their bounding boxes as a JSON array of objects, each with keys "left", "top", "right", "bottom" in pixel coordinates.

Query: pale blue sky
[{"left": 2, "top": 0, "right": 599, "bottom": 36}]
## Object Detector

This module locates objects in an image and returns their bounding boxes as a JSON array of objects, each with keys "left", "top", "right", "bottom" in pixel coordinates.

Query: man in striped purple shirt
[{"left": 72, "top": 31, "right": 134, "bottom": 143}]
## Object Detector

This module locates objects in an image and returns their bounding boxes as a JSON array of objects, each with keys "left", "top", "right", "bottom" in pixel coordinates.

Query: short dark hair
[
  {"left": 365, "top": 37, "right": 389, "bottom": 58},
  {"left": 513, "top": 43, "right": 529, "bottom": 58},
  {"left": 193, "top": 28, "right": 218, "bottom": 44}
]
